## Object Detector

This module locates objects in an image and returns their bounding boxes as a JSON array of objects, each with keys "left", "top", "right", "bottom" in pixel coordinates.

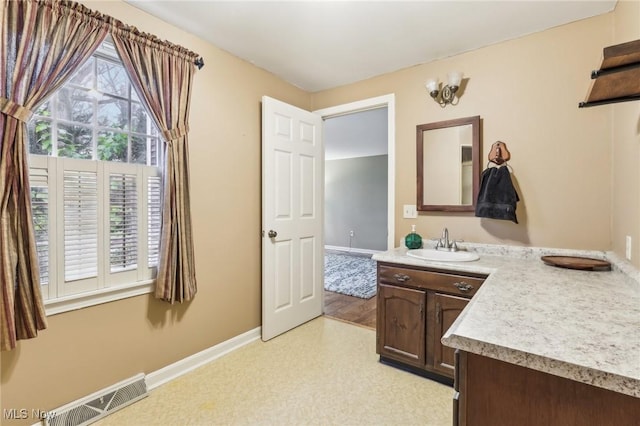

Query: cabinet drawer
[{"left": 378, "top": 264, "right": 485, "bottom": 297}]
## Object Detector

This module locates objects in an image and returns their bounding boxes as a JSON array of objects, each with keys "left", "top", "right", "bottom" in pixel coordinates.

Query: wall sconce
[{"left": 425, "top": 72, "right": 463, "bottom": 107}]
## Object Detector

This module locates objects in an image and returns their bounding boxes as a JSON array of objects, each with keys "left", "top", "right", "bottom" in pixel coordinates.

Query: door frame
[{"left": 313, "top": 94, "right": 396, "bottom": 250}]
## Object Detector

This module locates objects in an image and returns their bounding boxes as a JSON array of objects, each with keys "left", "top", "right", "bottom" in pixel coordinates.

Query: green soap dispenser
[{"left": 405, "top": 224, "right": 422, "bottom": 249}]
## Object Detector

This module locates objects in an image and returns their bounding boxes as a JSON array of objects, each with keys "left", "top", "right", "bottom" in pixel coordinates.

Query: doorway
[
  {"left": 315, "top": 94, "right": 395, "bottom": 251},
  {"left": 314, "top": 95, "right": 395, "bottom": 328}
]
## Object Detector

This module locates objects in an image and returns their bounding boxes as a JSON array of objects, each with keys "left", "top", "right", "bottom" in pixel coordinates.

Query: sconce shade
[
  {"left": 447, "top": 71, "right": 463, "bottom": 88},
  {"left": 425, "top": 78, "right": 439, "bottom": 94}
]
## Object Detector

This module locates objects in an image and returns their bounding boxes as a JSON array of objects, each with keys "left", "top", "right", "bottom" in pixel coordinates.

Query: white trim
[
  {"left": 314, "top": 94, "right": 396, "bottom": 251},
  {"left": 44, "top": 281, "right": 154, "bottom": 316},
  {"left": 145, "top": 326, "right": 262, "bottom": 391},
  {"left": 324, "top": 245, "right": 381, "bottom": 256}
]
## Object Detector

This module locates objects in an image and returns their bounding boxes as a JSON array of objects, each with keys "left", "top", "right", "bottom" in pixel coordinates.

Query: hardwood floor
[{"left": 323, "top": 290, "right": 376, "bottom": 329}]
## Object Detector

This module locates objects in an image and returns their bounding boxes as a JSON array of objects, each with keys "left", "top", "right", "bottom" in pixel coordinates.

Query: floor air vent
[{"left": 45, "top": 374, "right": 147, "bottom": 426}]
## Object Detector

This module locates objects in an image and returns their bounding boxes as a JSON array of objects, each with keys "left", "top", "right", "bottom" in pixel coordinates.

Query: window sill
[{"left": 44, "top": 280, "right": 155, "bottom": 316}]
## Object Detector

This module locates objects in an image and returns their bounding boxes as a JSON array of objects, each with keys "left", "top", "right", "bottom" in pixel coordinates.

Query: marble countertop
[{"left": 373, "top": 244, "right": 640, "bottom": 398}]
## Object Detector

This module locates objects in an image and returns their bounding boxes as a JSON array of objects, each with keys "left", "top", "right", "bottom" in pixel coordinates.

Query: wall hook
[{"left": 488, "top": 141, "right": 511, "bottom": 165}]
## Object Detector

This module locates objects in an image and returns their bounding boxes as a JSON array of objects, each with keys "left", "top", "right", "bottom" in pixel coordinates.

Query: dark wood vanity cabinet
[
  {"left": 376, "top": 262, "right": 486, "bottom": 381},
  {"left": 454, "top": 351, "right": 640, "bottom": 426}
]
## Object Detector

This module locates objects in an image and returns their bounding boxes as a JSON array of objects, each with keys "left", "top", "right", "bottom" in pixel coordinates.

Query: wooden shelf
[{"left": 579, "top": 39, "right": 640, "bottom": 108}]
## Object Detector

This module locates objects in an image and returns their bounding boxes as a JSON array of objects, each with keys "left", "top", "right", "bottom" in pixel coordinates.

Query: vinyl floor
[{"left": 94, "top": 317, "right": 452, "bottom": 426}]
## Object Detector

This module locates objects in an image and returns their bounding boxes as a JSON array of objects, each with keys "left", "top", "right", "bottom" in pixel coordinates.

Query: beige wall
[
  {"left": 1, "top": 0, "right": 310, "bottom": 420},
  {"left": 312, "top": 14, "right": 617, "bottom": 251},
  {"left": 3, "top": 1, "right": 639, "bottom": 420},
  {"left": 612, "top": 0, "right": 640, "bottom": 268}
]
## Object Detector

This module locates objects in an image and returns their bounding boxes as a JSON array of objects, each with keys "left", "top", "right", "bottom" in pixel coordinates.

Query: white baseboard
[
  {"left": 145, "top": 326, "right": 261, "bottom": 391},
  {"left": 325, "top": 245, "right": 381, "bottom": 256}
]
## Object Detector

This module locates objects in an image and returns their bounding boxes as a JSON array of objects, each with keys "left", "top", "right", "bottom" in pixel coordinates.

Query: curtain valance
[{"left": 36, "top": 0, "right": 204, "bottom": 68}]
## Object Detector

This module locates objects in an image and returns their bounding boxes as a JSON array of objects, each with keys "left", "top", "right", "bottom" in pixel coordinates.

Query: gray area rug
[{"left": 324, "top": 252, "right": 377, "bottom": 299}]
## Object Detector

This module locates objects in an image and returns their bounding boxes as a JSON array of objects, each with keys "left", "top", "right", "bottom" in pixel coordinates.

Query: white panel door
[{"left": 262, "top": 96, "right": 323, "bottom": 341}]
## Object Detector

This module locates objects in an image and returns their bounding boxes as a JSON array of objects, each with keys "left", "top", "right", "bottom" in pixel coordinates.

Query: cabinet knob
[
  {"left": 453, "top": 281, "right": 473, "bottom": 292},
  {"left": 393, "top": 273, "right": 411, "bottom": 283}
]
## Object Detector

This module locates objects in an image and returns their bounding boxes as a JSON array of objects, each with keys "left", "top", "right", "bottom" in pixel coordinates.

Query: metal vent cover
[{"left": 46, "top": 374, "right": 147, "bottom": 426}]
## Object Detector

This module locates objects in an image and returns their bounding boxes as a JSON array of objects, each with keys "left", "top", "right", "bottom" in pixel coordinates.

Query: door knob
[{"left": 268, "top": 230, "right": 277, "bottom": 238}]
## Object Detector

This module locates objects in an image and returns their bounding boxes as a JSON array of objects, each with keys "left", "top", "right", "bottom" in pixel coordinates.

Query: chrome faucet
[
  {"left": 441, "top": 228, "right": 450, "bottom": 249},
  {"left": 435, "top": 228, "right": 459, "bottom": 251}
]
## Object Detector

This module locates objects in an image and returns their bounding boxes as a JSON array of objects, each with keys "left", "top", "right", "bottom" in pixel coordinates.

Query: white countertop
[{"left": 373, "top": 245, "right": 640, "bottom": 397}]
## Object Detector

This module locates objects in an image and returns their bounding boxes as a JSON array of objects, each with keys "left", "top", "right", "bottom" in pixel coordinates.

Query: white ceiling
[
  {"left": 123, "top": 1, "right": 616, "bottom": 159},
  {"left": 125, "top": 0, "right": 616, "bottom": 92}
]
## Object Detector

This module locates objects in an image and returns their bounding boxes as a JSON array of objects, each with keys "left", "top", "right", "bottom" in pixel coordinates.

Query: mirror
[{"left": 417, "top": 116, "right": 480, "bottom": 212}]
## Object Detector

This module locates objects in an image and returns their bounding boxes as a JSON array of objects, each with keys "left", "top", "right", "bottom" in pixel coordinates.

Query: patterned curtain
[
  {"left": 111, "top": 31, "right": 198, "bottom": 303},
  {"left": 0, "top": 0, "right": 108, "bottom": 351}
]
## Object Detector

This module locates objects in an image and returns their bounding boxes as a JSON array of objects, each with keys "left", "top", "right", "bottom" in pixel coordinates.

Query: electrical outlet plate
[{"left": 403, "top": 204, "right": 417, "bottom": 219}]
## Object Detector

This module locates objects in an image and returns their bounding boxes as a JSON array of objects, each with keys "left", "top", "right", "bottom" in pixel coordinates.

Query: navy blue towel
[{"left": 475, "top": 166, "right": 519, "bottom": 223}]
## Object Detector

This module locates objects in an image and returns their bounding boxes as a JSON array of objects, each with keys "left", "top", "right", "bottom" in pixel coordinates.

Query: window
[{"left": 27, "top": 37, "right": 162, "bottom": 314}]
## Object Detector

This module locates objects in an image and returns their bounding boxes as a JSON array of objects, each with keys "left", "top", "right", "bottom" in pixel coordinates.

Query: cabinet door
[
  {"left": 377, "top": 283, "right": 426, "bottom": 368},
  {"left": 433, "top": 293, "right": 468, "bottom": 376}
]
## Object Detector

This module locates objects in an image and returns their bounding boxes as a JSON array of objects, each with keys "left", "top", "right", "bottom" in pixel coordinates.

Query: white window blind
[
  {"left": 147, "top": 175, "right": 162, "bottom": 267},
  {"left": 110, "top": 173, "right": 138, "bottom": 272},
  {"left": 30, "top": 165, "right": 50, "bottom": 286},
  {"left": 29, "top": 157, "right": 160, "bottom": 302},
  {"left": 63, "top": 169, "right": 98, "bottom": 282}
]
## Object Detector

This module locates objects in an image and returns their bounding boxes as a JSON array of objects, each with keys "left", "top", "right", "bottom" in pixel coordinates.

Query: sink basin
[{"left": 406, "top": 248, "right": 479, "bottom": 262}]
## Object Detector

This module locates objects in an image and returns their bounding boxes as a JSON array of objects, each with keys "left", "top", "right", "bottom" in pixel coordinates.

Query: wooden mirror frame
[{"left": 416, "top": 115, "right": 481, "bottom": 212}]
